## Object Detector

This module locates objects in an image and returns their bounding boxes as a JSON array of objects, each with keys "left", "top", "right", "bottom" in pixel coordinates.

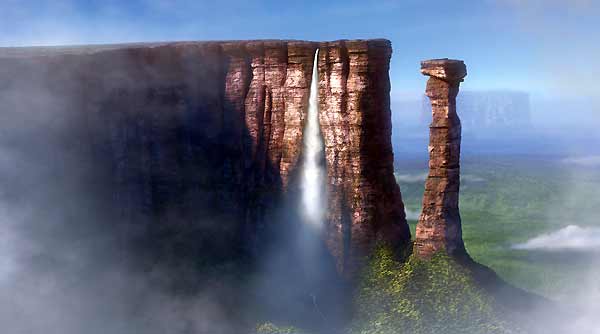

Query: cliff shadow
[{"left": 0, "top": 45, "right": 349, "bottom": 333}]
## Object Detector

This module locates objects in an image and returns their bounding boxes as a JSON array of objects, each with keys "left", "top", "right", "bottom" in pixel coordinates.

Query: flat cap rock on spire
[{"left": 420, "top": 59, "right": 467, "bottom": 82}]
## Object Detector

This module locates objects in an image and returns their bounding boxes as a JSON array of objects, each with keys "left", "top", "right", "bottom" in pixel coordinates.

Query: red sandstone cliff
[
  {"left": 0, "top": 40, "right": 409, "bottom": 277},
  {"left": 317, "top": 40, "right": 408, "bottom": 275}
]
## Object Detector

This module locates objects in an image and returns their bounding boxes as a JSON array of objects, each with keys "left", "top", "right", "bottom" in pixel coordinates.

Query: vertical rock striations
[
  {"left": 281, "top": 41, "right": 317, "bottom": 188},
  {"left": 0, "top": 39, "right": 408, "bottom": 277},
  {"left": 318, "top": 40, "right": 409, "bottom": 277},
  {"left": 415, "top": 59, "right": 467, "bottom": 259}
]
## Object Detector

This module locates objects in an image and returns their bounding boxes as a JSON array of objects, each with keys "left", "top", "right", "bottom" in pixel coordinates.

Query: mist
[
  {"left": 1, "top": 1, "right": 599, "bottom": 333},
  {"left": 0, "top": 46, "right": 272, "bottom": 334},
  {"left": 518, "top": 154, "right": 600, "bottom": 334},
  {"left": 0, "top": 92, "right": 244, "bottom": 334},
  {"left": 562, "top": 155, "right": 600, "bottom": 167},
  {"left": 395, "top": 172, "right": 427, "bottom": 183},
  {"left": 404, "top": 209, "right": 420, "bottom": 221}
]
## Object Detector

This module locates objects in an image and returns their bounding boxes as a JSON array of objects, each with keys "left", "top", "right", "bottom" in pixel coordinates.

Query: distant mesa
[{"left": 421, "top": 90, "right": 532, "bottom": 136}]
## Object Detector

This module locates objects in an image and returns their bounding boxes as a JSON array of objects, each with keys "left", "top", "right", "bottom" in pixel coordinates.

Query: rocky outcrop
[
  {"left": 0, "top": 39, "right": 408, "bottom": 277},
  {"left": 415, "top": 59, "right": 467, "bottom": 259}
]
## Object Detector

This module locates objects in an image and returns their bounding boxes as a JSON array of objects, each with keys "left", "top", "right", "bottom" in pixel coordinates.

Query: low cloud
[
  {"left": 395, "top": 172, "right": 428, "bottom": 183},
  {"left": 562, "top": 155, "right": 600, "bottom": 167},
  {"left": 514, "top": 225, "right": 600, "bottom": 251},
  {"left": 395, "top": 172, "right": 485, "bottom": 183},
  {"left": 462, "top": 174, "right": 486, "bottom": 182},
  {"left": 404, "top": 209, "right": 421, "bottom": 221}
]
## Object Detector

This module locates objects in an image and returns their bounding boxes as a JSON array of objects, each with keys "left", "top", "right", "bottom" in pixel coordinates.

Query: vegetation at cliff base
[{"left": 350, "top": 246, "right": 517, "bottom": 334}]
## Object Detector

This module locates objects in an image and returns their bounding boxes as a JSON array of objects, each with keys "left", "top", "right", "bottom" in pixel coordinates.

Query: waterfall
[{"left": 301, "top": 49, "right": 325, "bottom": 228}]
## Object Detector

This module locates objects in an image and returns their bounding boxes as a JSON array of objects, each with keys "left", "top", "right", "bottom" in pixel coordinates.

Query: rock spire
[{"left": 415, "top": 59, "right": 467, "bottom": 259}]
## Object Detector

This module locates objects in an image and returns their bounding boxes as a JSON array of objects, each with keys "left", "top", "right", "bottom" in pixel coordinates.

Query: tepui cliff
[{"left": 0, "top": 39, "right": 412, "bottom": 278}]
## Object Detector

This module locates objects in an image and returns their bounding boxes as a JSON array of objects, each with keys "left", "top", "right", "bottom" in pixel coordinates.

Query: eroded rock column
[{"left": 415, "top": 59, "right": 467, "bottom": 259}]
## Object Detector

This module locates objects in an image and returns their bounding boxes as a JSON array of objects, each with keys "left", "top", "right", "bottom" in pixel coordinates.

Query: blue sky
[{"left": 1, "top": 0, "right": 598, "bottom": 99}]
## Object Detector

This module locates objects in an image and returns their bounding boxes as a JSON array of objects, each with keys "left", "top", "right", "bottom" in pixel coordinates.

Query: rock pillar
[{"left": 415, "top": 59, "right": 467, "bottom": 259}]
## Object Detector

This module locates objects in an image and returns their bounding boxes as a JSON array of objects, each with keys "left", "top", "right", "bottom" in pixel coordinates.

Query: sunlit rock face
[
  {"left": 0, "top": 40, "right": 409, "bottom": 277},
  {"left": 415, "top": 59, "right": 467, "bottom": 259},
  {"left": 317, "top": 40, "right": 409, "bottom": 277}
]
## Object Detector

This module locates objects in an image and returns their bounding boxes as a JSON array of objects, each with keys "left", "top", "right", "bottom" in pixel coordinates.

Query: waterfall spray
[{"left": 301, "top": 49, "right": 325, "bottom": 227}]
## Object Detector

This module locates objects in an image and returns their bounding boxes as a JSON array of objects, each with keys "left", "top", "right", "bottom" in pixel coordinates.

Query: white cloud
[
  {"left": 395, "top": 172, "right": 485, "bottom": 183},
  {"left": 562, "top": 156, "right": 600, "bottom": 167},
  {"left": 404, "top": 209, "right": 420, "bottom": 221},
  {"left": 514, "top": 225, "right": 600, "bottom": 251},
  {"left": 395, "top": 172, "right": 427, "bottom": 183},
  {"left": 462, "top": 174, "right": 486, "bottom": 182}
]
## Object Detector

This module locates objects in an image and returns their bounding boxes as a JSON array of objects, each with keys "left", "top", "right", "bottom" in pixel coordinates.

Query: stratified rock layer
[
  {"left": 415, "top": 59, "right": 467, "bottom": 259},
  {"left": 318, "top": 40, "right": 409, "bottom": 276},
  {"left": 0, "top": 39, "right": 409, "bottom": 277}
]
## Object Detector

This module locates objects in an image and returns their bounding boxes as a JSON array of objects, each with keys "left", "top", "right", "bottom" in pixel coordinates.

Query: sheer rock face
[
  {"left": 317, "top": 40, "right": 409, "bottom": 276},
  {"left": 415, "top": 59, "right": 467, "bottom": 259},
  {"left": 0, "top": 40, "right": 408, "bottom": 277}
]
